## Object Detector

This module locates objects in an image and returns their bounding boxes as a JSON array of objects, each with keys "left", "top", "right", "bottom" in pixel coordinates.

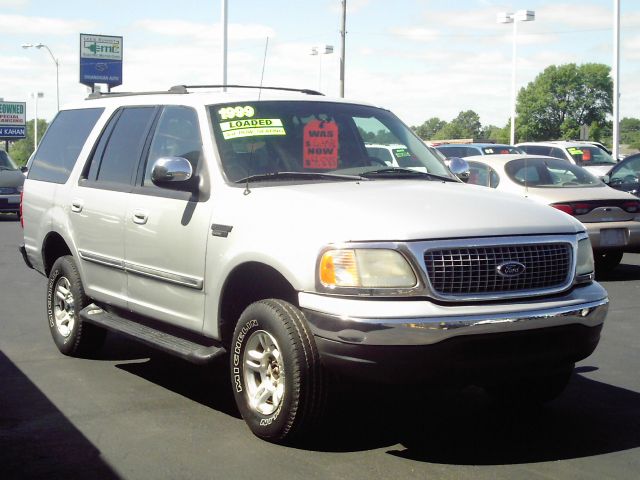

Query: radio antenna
[{"left": 244, "top": 36, "right": 270, "bottom": 196}]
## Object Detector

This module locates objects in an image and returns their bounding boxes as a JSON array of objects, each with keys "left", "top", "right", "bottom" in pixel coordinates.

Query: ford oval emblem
[{"left": 496, "top": 261, "right": 526, "bottom": 277}]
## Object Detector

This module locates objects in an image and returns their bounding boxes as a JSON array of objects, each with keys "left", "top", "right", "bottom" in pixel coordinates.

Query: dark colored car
[
  {"left": 0, "top": 150, "right": 24, "bottom": 216},
  {"left": 606, "top": 152, "right": 640, "bottom": 197}
]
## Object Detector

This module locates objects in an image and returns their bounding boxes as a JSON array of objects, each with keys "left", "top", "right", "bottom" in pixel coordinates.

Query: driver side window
[{"left": 143, "top": 106, "right": 202, "bottom": 188}]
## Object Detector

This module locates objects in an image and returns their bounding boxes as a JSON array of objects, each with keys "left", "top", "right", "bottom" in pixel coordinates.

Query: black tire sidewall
[
  {"left": 47, "top": 256, "right": 87, "bottom": 355},
  {"left": 230, "top": 302, "right": 300, "bottom": 441}
]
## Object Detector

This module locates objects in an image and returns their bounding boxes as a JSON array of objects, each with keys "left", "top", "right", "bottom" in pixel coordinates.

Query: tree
[
  {"left": 413, "top": 117, "right": 446, "bottom": 140},
  {"left": 516, "top": 63, "right": 612, "bottom": 142},
  {"left": 433, "top": 110, "right": 482, "bottom": 140},
  {"left": 8, "top": 119, "right": 48, "bottom": 165}
]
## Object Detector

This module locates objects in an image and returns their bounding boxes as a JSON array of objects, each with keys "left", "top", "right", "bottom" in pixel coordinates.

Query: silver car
[
  {"left": 0, "top": 150, "right": 24, "bottom": 217},
  {"left": 464, "top": 154, "right": 640, "bottom": 272}
]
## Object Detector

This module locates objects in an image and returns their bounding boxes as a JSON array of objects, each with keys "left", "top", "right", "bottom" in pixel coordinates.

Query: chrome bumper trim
[{"left": 302, "top": 295, "right": 608, "bottom": 346}]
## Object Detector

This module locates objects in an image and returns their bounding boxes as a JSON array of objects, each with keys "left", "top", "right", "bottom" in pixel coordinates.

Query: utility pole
[
  {"left": 222, "top": 0, "right": 228, "bottom": 91},
  {"left": 612, "top": 0, "right": 620, "bottom": 160},
  {"left": 339, "top": 0, "right": 346, "bottom": 97}
]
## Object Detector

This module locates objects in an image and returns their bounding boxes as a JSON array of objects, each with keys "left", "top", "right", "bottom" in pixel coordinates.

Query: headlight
[
  {"left": 319, "top": 249, "right": 417, "bottom": 289},
  {"left": 575, "top": 236, "right": 594, "bottom": 283}
]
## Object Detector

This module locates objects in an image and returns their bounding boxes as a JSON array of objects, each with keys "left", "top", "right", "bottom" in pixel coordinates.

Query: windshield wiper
[
  {"left": 234, "top": 171, "right": 364, "bottom": 183},
  {"left": 359, "top": 167, "right": 457, "bottom": 182}
]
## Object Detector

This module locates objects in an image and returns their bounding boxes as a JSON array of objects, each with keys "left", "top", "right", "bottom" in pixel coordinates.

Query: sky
[{"left": 1, "top": 0, "right": 639, "bottom": 129}]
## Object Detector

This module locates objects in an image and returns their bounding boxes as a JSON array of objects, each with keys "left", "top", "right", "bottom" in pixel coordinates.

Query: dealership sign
[
  {"left": 0, "top": 101, "right": 26, "bottom": 139},
  {"left": 80, "top": 33, "right": 123, "bottom": 88}
]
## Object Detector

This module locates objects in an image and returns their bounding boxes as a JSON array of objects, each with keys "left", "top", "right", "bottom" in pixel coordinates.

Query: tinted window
[
  {"left": 92, "top": 107, "right": 156, "bottom": 185},
  {"left": 610, "top": 156, "right": 640, "bottom": 186},
  {"left": 143, "top": 106, "right": 202, "bottom": 187},
  {"left": 519, "top": 145, "right": 551, "bottom": 156},
  {"left": 566, "top": 146, "right": 616, "bottom": 166},
  {"left": 0, "top": 150, "right": 17, "bottom": 170},
  {"left": 466, "top": 161, "right": 500, "bottom": 188},
  {"left": 436, "top": 146, "right": 478, "bottom": 158},
  {"left": 505, "top": 157, "right": 601, "bottom": 187},
  {"left": 549, "top": 148, "right": 566, "bottom": 159},
  {"left": 28, "top": 108, "right": 104, "bottom": 183},
  {"left": 481, "top": 146, "right": 522, "bottom": 155}
]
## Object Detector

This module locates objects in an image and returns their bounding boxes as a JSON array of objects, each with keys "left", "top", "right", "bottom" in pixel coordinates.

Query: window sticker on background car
[
  {"left": 567, "top": 147, "right": 583, "bottom": 156},
  {"left": 582, "top": 149, "right": 592, "bottom": 161},
  {"left": 219, "top": 118, "right": 286, "bottom": 140},
  {"left": 393, "top": 148, "right": 411, "bottom": 158},
  {"left": 218, "top": 105, "right": 256, "bottom": 120},
  {"left": 485, "top": 148, "right": 494, "bottom": 154},
  {"left": 303, "top": 119, "right": 339, "bottom": 169}
]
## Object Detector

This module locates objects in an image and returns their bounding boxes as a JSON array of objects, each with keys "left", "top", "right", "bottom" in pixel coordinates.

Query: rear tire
[
  {"left": 595, "top": 251, "right": 623, "bottom": 274},
  {"left": 230, "top": 299, "right": 327, "bottom": 443},
  {"left": 46, "top": 255, "right": 106, "bottom": 356}
]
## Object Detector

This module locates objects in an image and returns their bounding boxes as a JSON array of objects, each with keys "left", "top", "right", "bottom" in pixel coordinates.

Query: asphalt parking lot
[{"left": 1, "top": 214, "right": 639, "bottom": 480}]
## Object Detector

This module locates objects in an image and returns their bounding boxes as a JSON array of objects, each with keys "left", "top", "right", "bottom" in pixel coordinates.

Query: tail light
[
  {"left": 622, "top": 200, "right": 640, "bottom": 213},
  {"left": 552, "top": 200, "right": 640, "bottom": 216},
  {"left": 19, "top": 191, "right": 24, "bottom": 228},
  {"left": 551, "top": 204, "right": 574, "bottom": 215}
]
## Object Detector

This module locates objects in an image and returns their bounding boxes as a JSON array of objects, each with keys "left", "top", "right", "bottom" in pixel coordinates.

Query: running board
[{"left": 80, "top": 304, "right": 226, "bottom": 365}]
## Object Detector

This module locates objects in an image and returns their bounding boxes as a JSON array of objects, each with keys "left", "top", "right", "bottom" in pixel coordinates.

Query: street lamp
[
  {"left": 310, "top": 45, "right": 334, "bottom": 92},
  {"left": 497, "top": 10, "right": 535, "bottom": 145},
  {"left": 31, "top": 92, "right": 44, "bottom": 150},
  {"left": 22, "top": 43, "right": 59, "bottom": 111}
]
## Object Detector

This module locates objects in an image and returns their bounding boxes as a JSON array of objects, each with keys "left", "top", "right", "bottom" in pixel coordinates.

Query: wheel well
[
  {"left": 42, "top": 232, "right": 72, "bottom": 277},
  {"left": 219, "top": 262, "right": 297, "bottom": 347}
]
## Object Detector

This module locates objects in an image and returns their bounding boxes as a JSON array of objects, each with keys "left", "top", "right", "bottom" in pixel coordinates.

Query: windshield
[
  {"left": 566, "top": 146, "right": 616, "bottom": 166},
  {"left": 209, "top": 101, "right": 453, "bottom": 183},
  {"left": 505, "top": 157, "right": 603, "bottom": 188},
  {"left": 0, "top": 150, "right": 18, "bottom": 170}
]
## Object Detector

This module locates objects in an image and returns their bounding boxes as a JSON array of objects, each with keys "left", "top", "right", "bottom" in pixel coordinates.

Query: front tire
[
  {"left": 230, "top": 299, "right": 326, "bottom": 443},
  {"left": 46, "top": 255, "right": 106, "bottom": 356}
]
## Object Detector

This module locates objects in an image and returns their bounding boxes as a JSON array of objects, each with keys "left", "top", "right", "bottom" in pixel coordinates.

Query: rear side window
[
  {"left": 28, "top": 108, "right": 104, "bottom": 183},
  {"left": 520, "top": 145, "right": 550, "bottom": 156},
  {"left": 85, "top": 107, "right": 157, "bottom": 187}
]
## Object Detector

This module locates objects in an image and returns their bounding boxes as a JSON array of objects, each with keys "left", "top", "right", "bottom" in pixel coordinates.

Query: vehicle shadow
[
  {"left": 0, "top": 351, "right": 122, "bottom": 480},
  {"left": 111, "top": 335, "right": 240, "bottom": 419},
  {"left": 304, "top": 367, "right": 640, "bottom": 463},
  {"left": 596, "top": 260, "right": 640, "bottom": 282}
]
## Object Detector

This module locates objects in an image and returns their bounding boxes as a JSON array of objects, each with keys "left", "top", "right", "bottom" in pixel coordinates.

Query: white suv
[{"left": 20, "top": 85, "right": 608, "bottom": 443}]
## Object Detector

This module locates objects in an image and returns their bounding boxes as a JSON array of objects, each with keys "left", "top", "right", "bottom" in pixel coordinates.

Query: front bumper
[{"left": 299, "top": 282, "right": 608, "bottom": 383}]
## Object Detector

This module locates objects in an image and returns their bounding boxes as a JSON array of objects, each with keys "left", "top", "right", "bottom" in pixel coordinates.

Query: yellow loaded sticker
[{"left": 220, "top": 118, "right": 286, "bottom": 140}]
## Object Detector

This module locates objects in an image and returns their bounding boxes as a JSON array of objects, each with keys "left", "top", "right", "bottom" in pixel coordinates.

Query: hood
[
  {"left": 238, "top": 180, "right": 583, "bottom": 242},
  {"left": 0, "top": 169, "right": 25, "bottom": 188}
]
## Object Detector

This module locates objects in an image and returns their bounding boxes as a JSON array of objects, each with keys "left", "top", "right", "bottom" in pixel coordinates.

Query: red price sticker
[{"left": 303, "top": 120, "right": 339, "bottom": 169}]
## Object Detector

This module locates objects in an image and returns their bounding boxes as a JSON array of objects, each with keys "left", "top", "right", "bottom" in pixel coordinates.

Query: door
[
  {"left": 70, "top": 106, "right": 158, "bottom": 307},
  {"left": 124, "top": 106, "right": 210, "bottom": 332}
]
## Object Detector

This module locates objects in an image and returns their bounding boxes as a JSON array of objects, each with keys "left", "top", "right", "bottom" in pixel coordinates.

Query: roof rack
[
  {"left": 86, "top": 84, "right": 324, "bottom": 101},
  {"left": 169, "top": 85, "right": 324, "bottom": 96}
]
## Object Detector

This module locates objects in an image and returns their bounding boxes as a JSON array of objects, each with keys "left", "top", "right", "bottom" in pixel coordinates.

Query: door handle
[
  {"left": 71, "top": 199, "right": 83, "bottom": 213},
  {"left": 132, "top": 209, "right": 149, "bottom": 225}
]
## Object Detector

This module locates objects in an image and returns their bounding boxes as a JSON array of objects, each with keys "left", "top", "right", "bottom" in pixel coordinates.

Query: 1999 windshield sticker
[
  {"left": 220, "top": 118, "right": 286, "bottom": 140},
  {"left": 218, "top": 105, "right": 255, "bottom": 120}
]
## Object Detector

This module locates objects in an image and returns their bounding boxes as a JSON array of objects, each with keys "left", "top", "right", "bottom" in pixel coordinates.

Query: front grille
[{"left": 424, "top": 243, "right": 571, "bottom": 296}]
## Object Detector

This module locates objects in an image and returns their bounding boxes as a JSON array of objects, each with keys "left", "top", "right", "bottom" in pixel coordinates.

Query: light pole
[
  {"left": 310, "top": 45, "right": 334, "bottom": 92},
  {"left": 22, "top": 43, "right": 59, "bottom": 111},
  {"left": 31, "top": 92, "right": 44, "bottom": 150},
  {"left": 497, "top": 10, "right": 535, "bottom": 145},
  {"left": 612, "top": 0, "right": 620, "bottom": 160}
]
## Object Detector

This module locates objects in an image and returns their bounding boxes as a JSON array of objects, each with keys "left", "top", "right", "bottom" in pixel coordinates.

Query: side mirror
[
  {"left": 20, "top": 166, "right": 28, "bottom": 174},
  {"left": 448, "top": 157, "right": 470, "bottom": 183},
  {"left": 151, "top": 157, "right": 193, "bottom": 185},
  {"left": 602, "top": 174, "right": 611, "bottom": 184}
]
